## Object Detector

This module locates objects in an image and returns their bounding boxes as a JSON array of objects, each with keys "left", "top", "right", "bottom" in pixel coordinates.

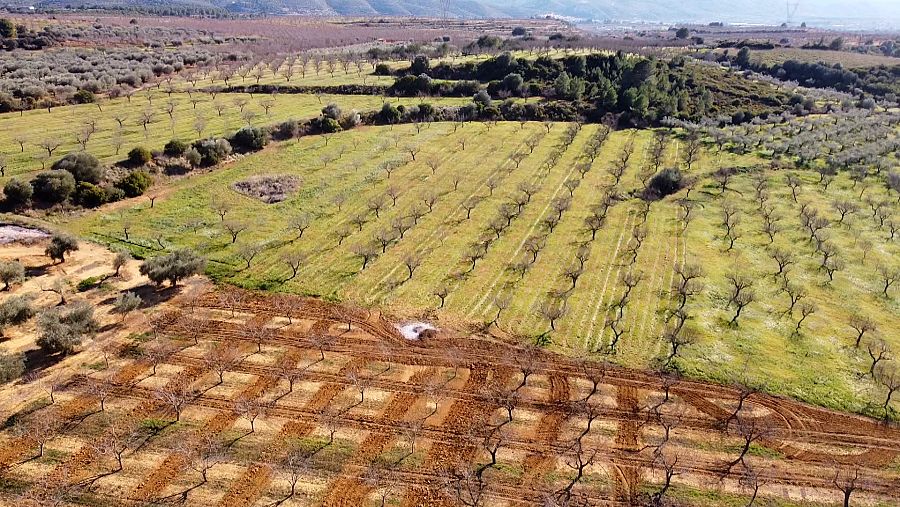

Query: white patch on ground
[
  {"left": 396, "top": 322, "right": 438, "bottom": 341},
  {"left": 0, "top": 225, "right": 49, "bottom": 244}
]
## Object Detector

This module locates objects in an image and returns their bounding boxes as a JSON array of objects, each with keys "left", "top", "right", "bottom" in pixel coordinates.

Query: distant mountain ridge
[{"left": 18, "top": 0, "right": 900, "bottom": 28}]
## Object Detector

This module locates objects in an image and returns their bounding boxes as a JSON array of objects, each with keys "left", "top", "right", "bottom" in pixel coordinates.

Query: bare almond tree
[
  {"left": 849, "top": 315, "right": 876, "bottom": 348},
  {"left": 233, "top": 397, "right": 265, "bottom": 434},
  {"left": 281, "top": 250, "right": 306, "bottom": 281},
  {"left": 204, "top": 345, "right": 241, "bottom": 386},
  {"left": 154, "top": 383, "right": 196, "bottom": 422},
  {"left": 832, "top": 466, "right": 861, "bottom": 507}
]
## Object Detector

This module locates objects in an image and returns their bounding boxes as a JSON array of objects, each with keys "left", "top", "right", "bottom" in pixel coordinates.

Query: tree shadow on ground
[
  {"left": 98, "top": 283, "right": 182, "bottom": 309},
  {"left": 22, "top": 348, "right": 65, "bottom": 378}
]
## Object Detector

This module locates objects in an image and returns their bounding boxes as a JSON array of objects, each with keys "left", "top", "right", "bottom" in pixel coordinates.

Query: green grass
[
  {"left": 58, "top": 120, "right": 900, "bottom": 418},
  {"left": 749, "top": 48, "right": 900, "bottom": 69},
  {"left": 0, "top": 89, "right": 467, "bottom": 184}
]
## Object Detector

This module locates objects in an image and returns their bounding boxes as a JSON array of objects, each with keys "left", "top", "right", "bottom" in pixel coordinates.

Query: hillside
[{"left": 13, "top": 0, "right": 900, "bottom": 27}]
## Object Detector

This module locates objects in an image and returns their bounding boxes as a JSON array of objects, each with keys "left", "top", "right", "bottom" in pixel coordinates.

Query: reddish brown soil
[{"left": 3, "top": 287, "right": 899, "bottom": 506}]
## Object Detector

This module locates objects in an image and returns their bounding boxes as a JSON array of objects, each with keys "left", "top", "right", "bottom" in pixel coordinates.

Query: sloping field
[
  {"left": 0, "top": 90, "right": 467, "bottom": 183},
  {"left": 63, "top": 121, "right": 900, "bottom": 418},
  {"left": 1, "top": 287, "right": 898, "bottom": 506}
]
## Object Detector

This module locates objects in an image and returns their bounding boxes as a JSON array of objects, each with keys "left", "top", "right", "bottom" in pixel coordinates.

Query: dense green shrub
[
  {"left": 379, "top": 102, "right": 401, "bottom": 124},
  {"left": 52, "top": 152, "right": 102, "bottom": 184},
  {"left": 163, "top": 139, "right": 189, "bottom": 157},
  {"left": 192, "top": 138, "right": 232, "bottom": 167},
  {"left": 374, "top": 63, "right": 392, "bottom": 75},
  {"left": 113, "top": 292, "right": 142, "bottom": 317},
  {"left": 77, "top": 276, "right": 101, "bottom": 292},
  {"left": 0, "top": 18, "right": 16, "bottom": 39},
  {"left": 72, "top": 89, "right": 96, "bottom": 104},
  {"left": 645, "top": 168, "right": 684, "bottom": 200},
  {"left": 231, "top": 126, "right": 269, "bottom": 152},
  {"left": 3, "top": 179, "right": 32, "bottom": 208},
  {"left": 321, "top": 103, "right": 342, "bottom": 120},
  {"left": 117, "top": 170, "right": 152, "bottom": 197},
  {"left": 474, "top": 89, "right": 492, "bottom": 106},
  {"left": 31, "top": 171, "right": 76, "bottom": 204},
  {"left": 183, "top": 148, "right": 202, "bottom": 168},
  {"left": 0, "top": 295, "right": 34, "bottom": 327},
  {"left": 410, "top": 54, "right": 430, "bottom": 75},
  {"left": 273, "top": 119, "right": 300, "bottom": 140},
  {"left": 74, "top": 181, "right": 107, "bottom": 208},
  {"left": 105, "top": 186, "right": 126, "bottom": 203},
  {"left": 127, "top": 146, "right": 153, "bottom": 166},
  {"left": 317, "top": 117, "right": 342, "bottom": 134}
]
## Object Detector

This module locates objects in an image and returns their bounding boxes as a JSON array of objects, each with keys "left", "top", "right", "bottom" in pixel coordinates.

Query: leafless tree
[
  {"left": 650, "top": 452, "right": 679, "bottom": 507},
  {"left": 874, "top": 362, "right": 900, "bottom": 420},
  {"left": 350, "top": 213, "right": 368, "bottom": 232},
  {"left": 424, "top": 157, "right": 441, "bottom": 175},
  {"left": 404, "top": 144, "right": 421, "bottom": 161},
  {"left": 204, "top": 345, "right": 241, "bottom": 386},
  {"left": 672, "top": 262, "right": 703, "bottom": 312},
  {"left": 333, "top": 226, "right": 351, "bottom": 246},
  {"left": 488, "top": 293, "right": 512, "bottom": 328},
  {"left": 849, "top": 315, "right": 876, "bottom": 348},
  {"left": 422, "top": 191, "right": 438, "bottom": 212},
  {"left": 245, "top": 321, "right": 273, "bottom": 354},
  {"left": 13, "top": 135, "right": 27, "bottom": 152},
  {"left": 739, "top": 464, "right": 766, "bottom": 507},
  {"left": 403, "top": 253, "right": 423, "bottom": 281},
  {"left": 154, "top": 383, "right": 196, "bottom": 422},
  {"left": 485, "top": 176, "right": 500, "bottom": 196},
  {"left": 282, "top": 451, "right": 309, "bottom": 502},
  {"left": 433, "top": 285, "right": 450, "bottom": 308},
  {"left": 780, "top": 282, "right": 807, "bottom": 318},
  {"left": 39, "top": 138, "right": 61, "bottom": 157},
  {"left": 351, "top": 242, "right": 379, "bottom": 270},
  {"left": 770, "top": 248, "right": 795, "bottom": 279},
  {"left": 233, "top": 396, "right": 265, "bottom": 434},
  {"left": 212, "top": 199, "right": 232, "bottom": 221},
  {"left": 368, "top": 196, "right": 387, "bottom": 218},
  {"left": 833, "top": 200, "right": 859, "bottom": 225},
  {"left": 832, "top": 466, "right": 860, "bottom": 507},
  {"left": 374, "top": 229, "right": 396, "bottom": 253},
  {"left": 877, "top": 265, "right": 899, "bottom": 297},
  {"left": 721, "top": 417, "right": 770, "bottom": 475},
  {"left": 444, "top": 460, "right": 488, "bottom": 507},
  {"left": 144, "top": 341, "right": 176, "bottom": 377},
  {"left": 17, "top": 415, "right": 55, "bottom": 459},
  {"left": 223, "top": 220, "right": 247, "bottom": 244},
  {"left": 309, "top": 334, "right": 335, "bottom": 363},
  {"left": 184, "top": 438, "right": 225, "bottom": 490},
  {"left": 557, "top": 439, "right": 597, "bottom": 504},
  {"left": 281, "top": 251, "right": 306, "bottom": 281},
  {"left": 237, "top": 243, "right": 263, "bottom": 269}
]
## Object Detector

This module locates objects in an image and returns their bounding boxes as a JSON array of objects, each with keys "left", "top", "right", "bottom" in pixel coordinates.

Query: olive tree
[
  {"left": 45, "top": 234, "right": 79, "bottom": 263},
  {"left": 139, "top": 249, "right": 206, "bottom": 287},
  {"left": 37, "top": 301, "right": 98, "bottom": 355},
  {"left": 0, "top": 260, "right": 25, "bottom": 290}
]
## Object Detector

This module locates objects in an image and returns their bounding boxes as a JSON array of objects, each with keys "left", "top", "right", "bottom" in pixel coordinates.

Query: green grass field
[
  {"left": 59, "top": 119, "right": 900, "bottom": 418},
  {"left": 0, "top": 90, "right": 468, "bottom": 184},
  {"left": 715, "top": 47, "right": 900, "bottom": 69}
]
